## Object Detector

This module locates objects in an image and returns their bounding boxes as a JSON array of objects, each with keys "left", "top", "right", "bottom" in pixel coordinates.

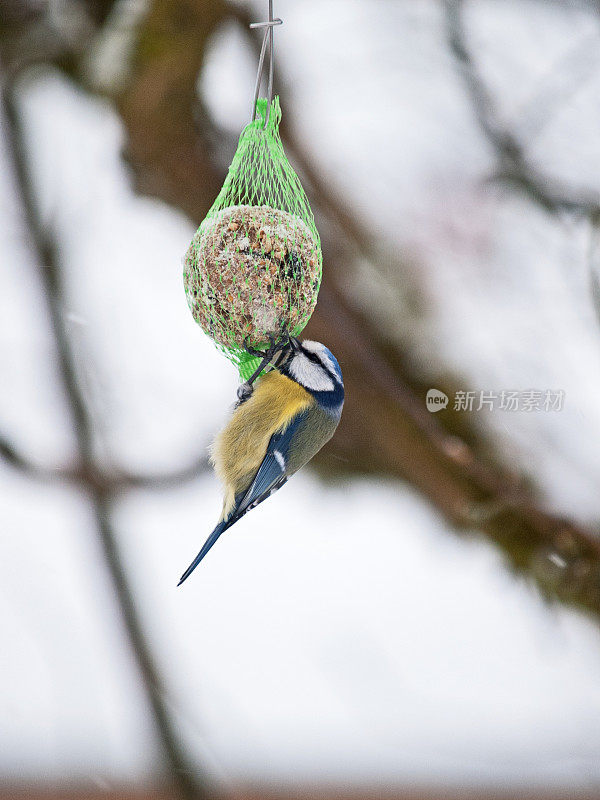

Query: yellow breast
[{"left": 211, "top": 371, "right": 312, "bottom": 517}]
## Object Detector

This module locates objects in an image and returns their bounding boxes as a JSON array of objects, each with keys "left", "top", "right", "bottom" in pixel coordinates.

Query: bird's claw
[
  {"left": 237, "top": 381, "right": 254, "bottom": 403},
  {"left": 244, "top": 328, "right": 291, "bottom": 361},
  {"left": 243, "top": 337, "right": 266, "bottom": 358},
  {"left": 239, "top": 330, "right": 293, "bottom": 401}
]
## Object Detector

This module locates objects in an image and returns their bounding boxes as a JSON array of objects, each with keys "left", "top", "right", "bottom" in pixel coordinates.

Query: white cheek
[
  {"left": 290, "top": 353, "right": 335, "bottom": 392},
  {"left": 301, "top": 341, "right": 342, "bottom": 385}
]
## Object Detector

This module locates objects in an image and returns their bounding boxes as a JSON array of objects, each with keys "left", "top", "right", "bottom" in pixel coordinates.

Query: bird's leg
[
  {"left": 238, "top": 334, "right": 289, "bottom": 403},
  {"left": 237, "top": 338, "right": 274, "bottom": 402},
  {"left": 236, "top": 354, "right": 271, "bottom": 402}
]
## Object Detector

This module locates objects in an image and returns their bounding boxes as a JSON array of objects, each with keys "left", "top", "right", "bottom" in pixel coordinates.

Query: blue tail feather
[{"left": 177, "top": 519, "right": 229, "bottom": 586}]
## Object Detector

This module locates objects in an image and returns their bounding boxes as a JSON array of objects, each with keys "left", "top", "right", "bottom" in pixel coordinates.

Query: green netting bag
[{"left": 183, "top": 96, "right": 322, "bottom": 380}]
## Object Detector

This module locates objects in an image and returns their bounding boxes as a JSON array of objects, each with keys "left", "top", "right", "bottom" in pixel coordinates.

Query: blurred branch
[
  {"left": 515, "top": 30, "right": 600, "bottom": 143},
  {"left": 80, "top": 0, "right": 119, "bottom": 26},
  {"left": 0, "top": 433, "right": 67, "bottom": 480},
  {"left": 3, "top": 0, "right": 600, "bottom": 687},
  {"left": 112, "top": 0, "right": 231, "bottom": 219},
  {"left": 588, "top": 210, "right": 600, "bottom": 324},
  {"left": 0, "top": 75, "right": 212, "bottom": 800},
  {"left": 117, "top": 456, "right": 211, "bottom": 490},
  {"left": 311, "top": 285, "right": 600, "bottom": 612},
  {"left": 0, "top": 0, "right": 119, "bottom": 77},
  {"left": 0, "top": 429, "right": 210, "bottom": 490},
  {"left": 443, "top": 0, "right": 600, "bottom": 217},
  {"left": 102, "top": 0, "right": 600, "bottom": 619}
]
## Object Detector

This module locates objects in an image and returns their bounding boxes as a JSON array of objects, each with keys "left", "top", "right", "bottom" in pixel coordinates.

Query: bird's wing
[
  {"left": 177, "top": 411, "right": 307, "bottom": 586},
  {"left": 232, "top": 410, "right": 307, "bottom": 519}
]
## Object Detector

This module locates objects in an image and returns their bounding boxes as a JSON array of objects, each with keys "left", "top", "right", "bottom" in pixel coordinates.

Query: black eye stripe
[
  {"left": 298, "top": 348, "right": 316, "bottom": 362},
  {"left": 301, "top": 349, "right": 324, "bottom": 366}
]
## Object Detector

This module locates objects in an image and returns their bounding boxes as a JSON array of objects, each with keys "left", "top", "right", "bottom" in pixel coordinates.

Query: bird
[{"left": 177, "top": 337, "right": 344, "bottom": 585}]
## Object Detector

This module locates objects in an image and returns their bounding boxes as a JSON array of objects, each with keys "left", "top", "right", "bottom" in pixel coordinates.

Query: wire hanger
[{"left": 250, "top": 0, "right": 283, "bottom": 128}]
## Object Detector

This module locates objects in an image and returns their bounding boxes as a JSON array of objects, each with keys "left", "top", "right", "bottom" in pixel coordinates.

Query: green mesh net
[{"left": 184, "top": 96, "right": 322, "bottom": 381}]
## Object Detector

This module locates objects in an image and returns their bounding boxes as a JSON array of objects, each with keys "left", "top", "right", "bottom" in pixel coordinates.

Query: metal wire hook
[{"left": 250, "top": 0, "right": 283, "bottom": 128}]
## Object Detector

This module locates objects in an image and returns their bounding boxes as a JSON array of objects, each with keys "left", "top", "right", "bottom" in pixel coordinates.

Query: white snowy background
[{"left": 1, "top": 0, "right": 600, "bottom": 792}]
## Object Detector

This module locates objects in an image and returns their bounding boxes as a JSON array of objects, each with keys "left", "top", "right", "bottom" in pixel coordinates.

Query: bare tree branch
[
  {"left": 0, "top": 433, "right": 69, "bottom": 480},
  {"left": 443, "top": 0, "right": 600, "bottom": 217},
  {"left": 1, "top": 74, "right": 212, "bottom": 800},
  {"left": 515, "top": 30, "right": 600, "bottom": 143},
  {"left": 116, "top": 455, "right": 211, "bottom": 491},
  {"left": 0, "top": 428, "right": 211, "bottom": 491},
  {"left": 588, "top": 210, "right": 600, "bottom": 324}
]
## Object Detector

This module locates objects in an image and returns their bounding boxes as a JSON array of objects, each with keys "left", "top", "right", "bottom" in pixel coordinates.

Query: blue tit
[{"left": 177, "top": 338, "right": 344, "bottom": 585}]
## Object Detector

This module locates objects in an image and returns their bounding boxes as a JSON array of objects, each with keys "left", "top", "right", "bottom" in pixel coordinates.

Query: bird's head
[{"left": 279, "top": 338, "right": 344, "bottom": 413}]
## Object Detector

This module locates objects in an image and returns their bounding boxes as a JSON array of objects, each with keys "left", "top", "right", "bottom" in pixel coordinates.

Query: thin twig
[
  {"left": 443, "top": 0, "right": 600, "bottom": 217},
  {"left": 588, "top": 210, "right": 600, "bottom": 325},
  {"left": 0, "top": 429, "right": 211, "bottom": 491},
  {"left": 0, "top": 434, "right": 69, "bottom": 480}
]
